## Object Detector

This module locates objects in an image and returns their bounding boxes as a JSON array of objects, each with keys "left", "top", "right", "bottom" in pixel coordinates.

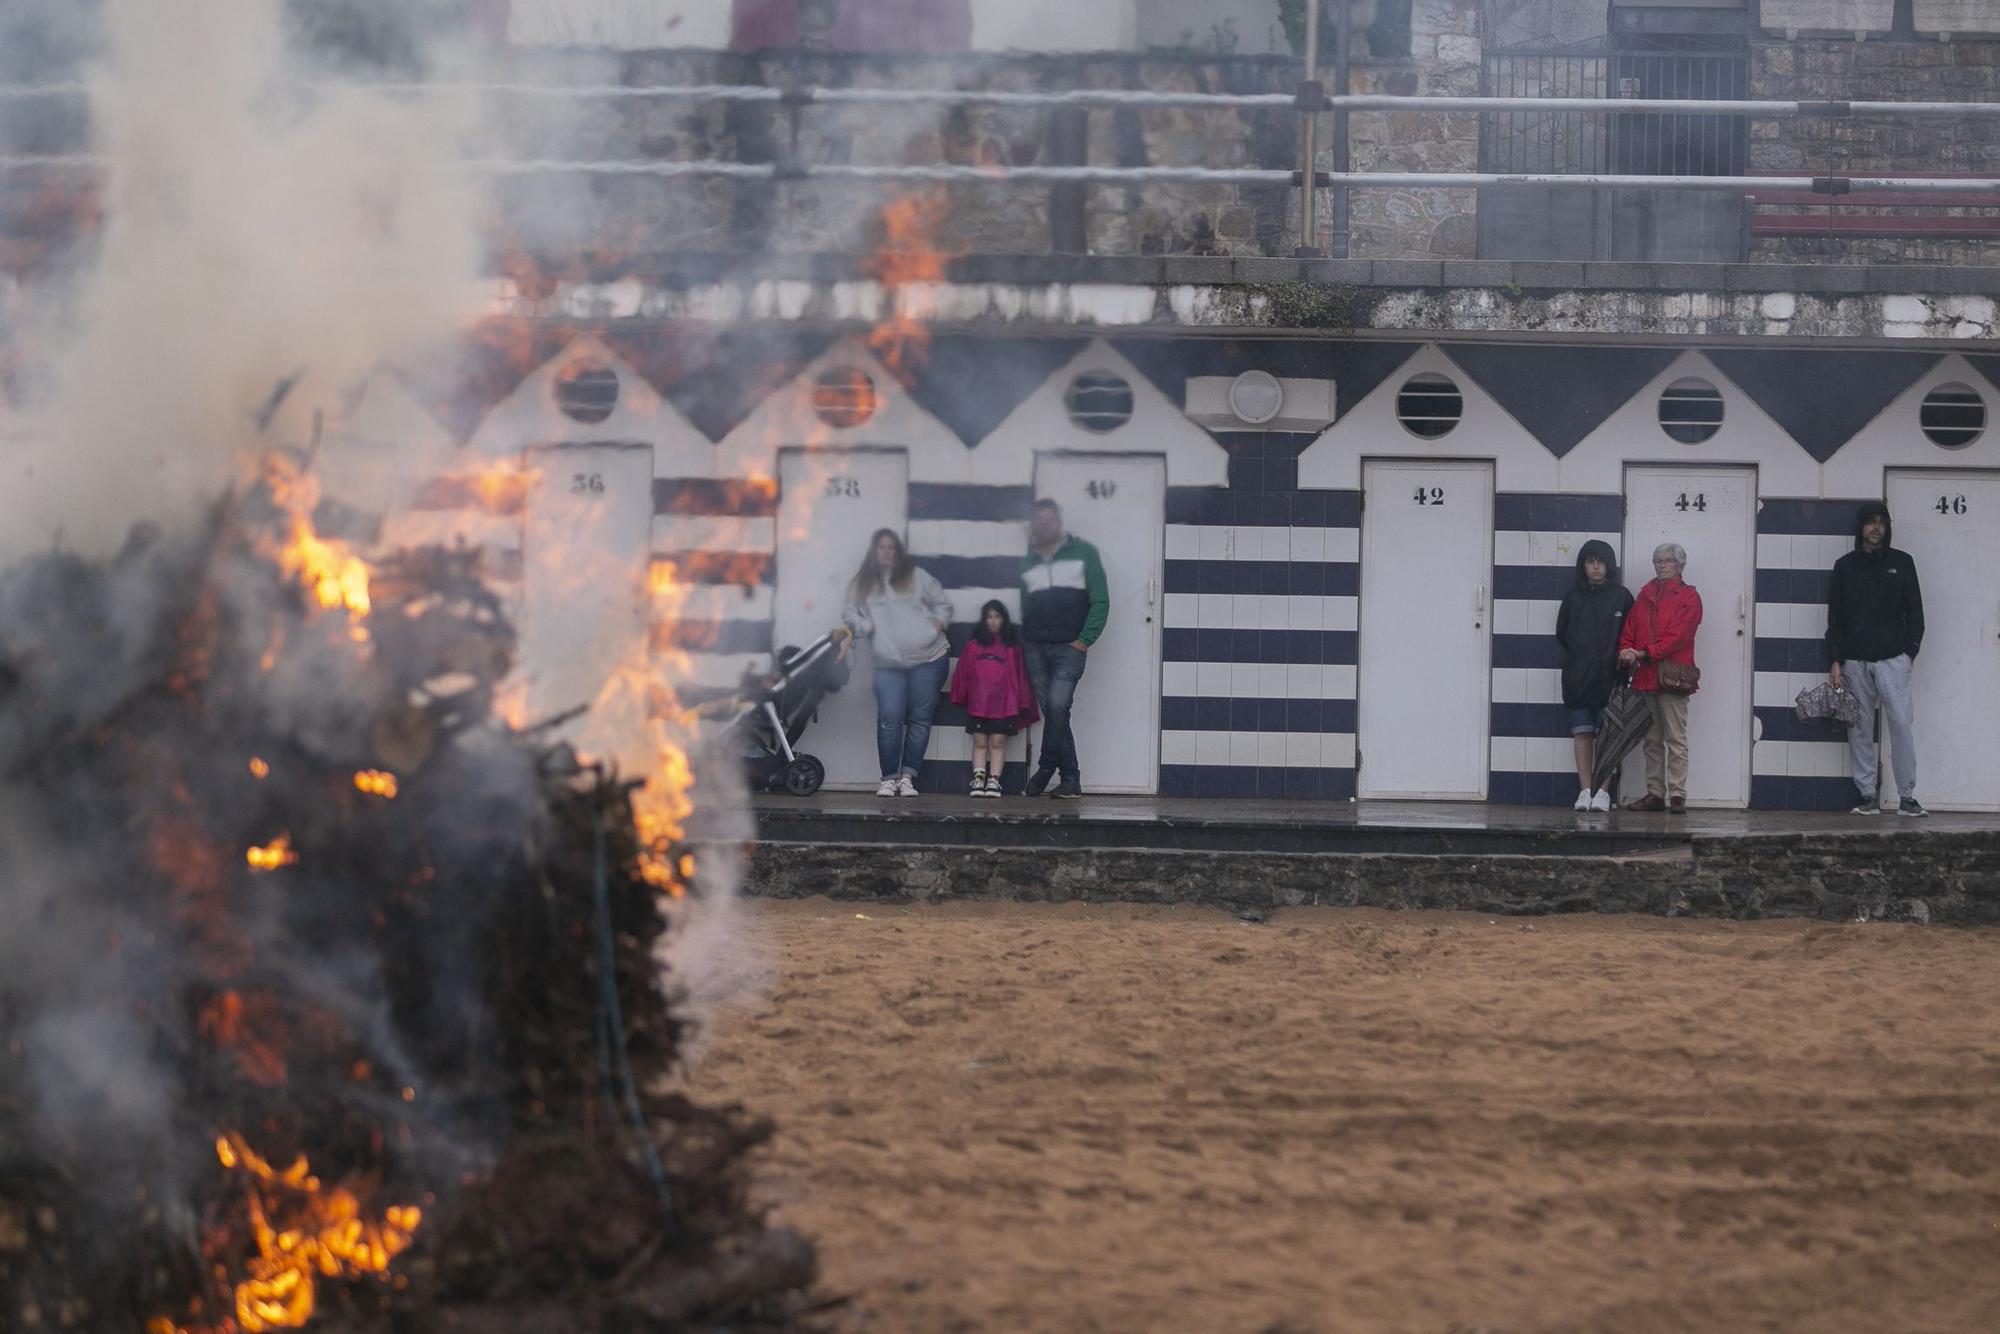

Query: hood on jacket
[
  {"left": 1855, "top": 501, "right": 1892, "bottom": 551},
  {"left": 1574, "top": 538, "right": 1620, "bottom": 589}
]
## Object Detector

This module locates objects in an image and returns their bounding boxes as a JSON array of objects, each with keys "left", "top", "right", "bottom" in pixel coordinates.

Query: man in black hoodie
[
  {"left": 1556, "top": 539, "right": 1635, "bottom": 811},
  {"left": 1826, "top": 501, "right": 1926, "bottom": 817}
]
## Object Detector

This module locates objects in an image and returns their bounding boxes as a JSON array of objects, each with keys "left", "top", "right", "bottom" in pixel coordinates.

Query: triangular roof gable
[
  {"left": 969, "top": 338, "right": 1228, "bottom": 487},
  {"left": 468, "top": 334, "right": 712, "bottom": 478},
  {"left": 1297, "top": 343, "right": 1556, "bottom": 492},
  {"left": 1823, "top": 353, "right": 2000, "bottom": 496},
  {"left": 1560, "top": 349, "right": 1821, "bottom": 496},
  {"left": 609, "top": 327, "right": 833, "bottom": 443},
  {"left": 906, "top": 335, "right": 1086, "bottom": 445},
  {"left": 1704, "top": 347, "right": 1939, "bottom": 462},
  {"left": 1964, "top": 353, "right": 2000, "bottom": 402},
  {"left": 1445, "top": 343, "right": 1681, "bottom": 457},
  {"left": 716, "top": 337, "right": 969, "bottom": 484},
  {"left": 328, "top": 369, "right": 456, "bottom": 454}
]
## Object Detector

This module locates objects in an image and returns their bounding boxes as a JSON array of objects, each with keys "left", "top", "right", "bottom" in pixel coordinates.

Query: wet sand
[{"left": 689, "top": 900, "right": 2000, "bottom": 1332}]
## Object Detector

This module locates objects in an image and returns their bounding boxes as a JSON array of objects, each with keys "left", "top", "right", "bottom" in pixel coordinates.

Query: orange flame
[
  {"left": 409, "top": 458, "right": 539, "bottom": 516},
  {"left": 352, "top": 770, "right": 398, "bottom": 800},
  {"left": 261, "top": 455, "right": 372, "bottom": 626},
  {"left": 249, "top": 757, "right": 270, "bottom": 780},
  {"left": 246, "top": 834, "right": 298, "bottom": 872},
  {"left": 863, "top": 191, "right": 953, "bottom": 386},
  {"left": 208, "top": 1133, "right": 421, "bottom": 1333}
]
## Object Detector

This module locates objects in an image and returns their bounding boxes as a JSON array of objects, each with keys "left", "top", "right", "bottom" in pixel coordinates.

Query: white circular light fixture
[{"left": 1227, "top": 369, "right": 1284, "bottom": 425}]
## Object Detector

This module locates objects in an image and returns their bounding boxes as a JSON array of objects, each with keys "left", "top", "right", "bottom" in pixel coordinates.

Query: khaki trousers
[{"left": 1642, "top": 690, "right": 1690, "bottom": 800}]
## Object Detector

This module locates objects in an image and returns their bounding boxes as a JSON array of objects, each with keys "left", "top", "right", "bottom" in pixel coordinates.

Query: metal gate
[{"left": 1479, "top": 38, "right": 1748, "bottom": 177}]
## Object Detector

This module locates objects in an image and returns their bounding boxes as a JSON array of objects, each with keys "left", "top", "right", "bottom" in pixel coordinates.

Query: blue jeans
[
  {"left": 1023, "top": 641, "right": 1088, "bottom": 781},
  {"left": 873, "top": 656, "right": 948, "bottom": 780}
]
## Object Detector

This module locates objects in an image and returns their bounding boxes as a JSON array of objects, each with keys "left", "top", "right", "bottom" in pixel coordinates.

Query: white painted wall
[
  {"left": 506, "top": 0, "right": 731, "bottom": 49},
  {"left": 1298, "top": 344, "right": 1558, "bottom": 493},
  {"left": 1560, "top": 350, "right": 1821, "bottom": 498},
  {"left": 973, "top": 338, "right": 1228, "bottom": 488},
  {"left": 1913, "top": 0, "right": 2000, "bottom": 37},
  {"left": 972, "top": 0, "right": 1135, "bottom": 51},
  {"left": 1758, "top": 0, "right": 1895, "bottom": 34},
  {"left": 1136, "top": 0, "right": 1290, "bottom": 54}
]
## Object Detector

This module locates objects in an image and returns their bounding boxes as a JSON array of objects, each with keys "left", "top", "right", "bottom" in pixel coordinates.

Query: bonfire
[{"left": 0, "top": 461, "right": 817, "bottom": 1330}]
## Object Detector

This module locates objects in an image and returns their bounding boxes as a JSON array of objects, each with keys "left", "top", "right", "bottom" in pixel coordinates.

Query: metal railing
[{"left": 6, "top": 77, "right": 2000, "bottom": 257}]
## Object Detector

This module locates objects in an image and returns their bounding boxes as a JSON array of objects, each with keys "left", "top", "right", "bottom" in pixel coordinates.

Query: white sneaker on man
[
  {"left": 895, "top": 774, "right": 920, "bottom": 797},
  {"left": 1573, "top": 789, "right": 1593, "bottom": 811},
  {"left": 875, "top": 777, "right": 899, "bottom": 797},
  {"left": 1589, "top": 788, "right": 1612, "bottom": 812}
]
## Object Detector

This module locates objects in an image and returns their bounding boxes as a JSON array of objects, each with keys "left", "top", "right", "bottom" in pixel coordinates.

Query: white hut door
[
  {"left": 1884, "top": 470, "right": 2000, "bottom": 810},
  {"left": 518, "top": 443, "right": 658, "bottom": 724},
  {"left": 1620, "top": 466, "right": 1754, "bottom": 808},
  {"left": 1033, "top": 453, "right": 1165, "bottom": 794},
  {"left": 1358, "top": 460, "right": 1494, "bottom": 800},
  {"left": 774, "top": 448, "right": 911, "bottom": 790}
]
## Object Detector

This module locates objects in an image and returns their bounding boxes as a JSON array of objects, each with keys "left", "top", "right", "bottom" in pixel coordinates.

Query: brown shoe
[
  {"left": 1667, "top": 796, "right": 1686, "bottom": 814},
  {"left": 1625, "top": 794, "right": 1666, "bottom": 812}
]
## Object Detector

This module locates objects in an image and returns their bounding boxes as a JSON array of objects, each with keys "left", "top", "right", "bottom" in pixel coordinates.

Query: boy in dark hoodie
[
  {"left": 1555, "top": 539, "right": 1635, "bottom": 811},
  {"left": 1826, "top": 501, "right": 1926, "bottom": 816}
]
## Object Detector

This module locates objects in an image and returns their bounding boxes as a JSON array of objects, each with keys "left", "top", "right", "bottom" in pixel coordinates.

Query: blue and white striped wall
[
  {"left": 1158, "top": 461, "right": 1361, "bottom": 799},
  {"left": 346, "top": 332, "right": 1998, "bottom": 811}
]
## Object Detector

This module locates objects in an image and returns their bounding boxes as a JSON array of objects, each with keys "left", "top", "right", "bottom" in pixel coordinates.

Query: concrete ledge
[
  {"left": 499, "top": 251, "right": 2000, "bottom": 345},
  {"left": 740, "top": 828, "right": 2000, "bottom": 926}
]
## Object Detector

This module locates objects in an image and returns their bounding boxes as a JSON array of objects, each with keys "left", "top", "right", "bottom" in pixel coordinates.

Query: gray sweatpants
[{"left": 1843, "top": 653, "right": 1917, "bottom": 803}]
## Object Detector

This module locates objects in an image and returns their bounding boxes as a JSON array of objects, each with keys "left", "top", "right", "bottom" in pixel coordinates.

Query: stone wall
[
  {"left": 738, "top": 827, "right": 2000, "bottom": 926},
  {"left": 1748, "top": 34, "right": 2000, "bottom": 266},
  {"left": 1315, "top": 0, "right": 1481, "bottom": 258},
  {"left": 487, "top": 46, "right": 1315, "bottom": 262},
  {"left": 486, "top": 31, "right": 1485, "bottom": 264}
]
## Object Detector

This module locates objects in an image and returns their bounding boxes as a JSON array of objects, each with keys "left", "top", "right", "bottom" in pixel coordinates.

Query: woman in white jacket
[{"left": 838, "top": 528, "right": 954, "bottom": 796}]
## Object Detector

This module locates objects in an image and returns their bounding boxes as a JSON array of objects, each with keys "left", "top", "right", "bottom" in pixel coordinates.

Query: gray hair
[{"left": 1652, "top": 542, "right": 1687, "bottom": 568}]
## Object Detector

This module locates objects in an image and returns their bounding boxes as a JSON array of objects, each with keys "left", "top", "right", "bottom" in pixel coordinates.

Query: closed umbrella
[{"left": 1591, "top": 680, "right": 1654, "bottom": 795}]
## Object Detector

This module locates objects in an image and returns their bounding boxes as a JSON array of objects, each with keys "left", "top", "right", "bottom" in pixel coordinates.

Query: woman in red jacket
[{"left": 1617, "top": 543, "right": 1703, "bottom": 813}]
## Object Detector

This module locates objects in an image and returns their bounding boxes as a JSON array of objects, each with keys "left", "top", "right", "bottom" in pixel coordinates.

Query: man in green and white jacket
[{"left": 1019, "top": 498, "right": 1109, "bottom": 799}]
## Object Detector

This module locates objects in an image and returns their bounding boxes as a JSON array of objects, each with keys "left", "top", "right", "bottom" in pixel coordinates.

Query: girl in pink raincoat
[{"left": 948, "top": 600, "right": 1038, "bottom": 798}]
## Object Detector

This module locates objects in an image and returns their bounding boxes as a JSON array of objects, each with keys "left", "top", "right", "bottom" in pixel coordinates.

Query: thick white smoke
[{"left": 0, "top": 0, "right": 481, "bottom": 564}]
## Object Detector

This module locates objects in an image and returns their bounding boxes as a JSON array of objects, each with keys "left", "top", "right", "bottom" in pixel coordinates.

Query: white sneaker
[
  {"left": 969, "top": 770, "right": 988, "bottom": 796},
  {"left": 1590, "top": 788, "right": 1612, "bottom": 812},
  {"left": 983, "top": 773, "right": 1004, "bottom": 797},
  {"left": 875, "top": 777, "right": 899, "bottom": 797},
  {"left": 1573, "top": 789, "right": 1593, "bottom": 811},
  {"left": 896, "top": 774, "right": 920, "bottom": 797}
]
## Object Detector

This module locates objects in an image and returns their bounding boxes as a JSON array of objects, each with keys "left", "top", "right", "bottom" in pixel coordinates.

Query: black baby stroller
[{"left": 718, "top": 631, "right": 850, "bottom": 796}]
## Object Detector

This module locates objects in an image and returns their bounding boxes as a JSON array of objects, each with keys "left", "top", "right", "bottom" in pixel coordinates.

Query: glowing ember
[
  {"left": 352, "top": 770, "right": 398, "bottom": 799},
  {"left": 245, "top": 834, "right": 298, "bottom": 872},
  {"left": 249, "top": 757, "right": 270, "bottom": 780},
  {"left": 207, "top": 1133, "right": 421, "bottom": 1333}
]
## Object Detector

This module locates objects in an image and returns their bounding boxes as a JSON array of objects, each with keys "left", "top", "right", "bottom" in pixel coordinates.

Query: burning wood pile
[{"left": 0, "top": 463, "right": 816, "bottom": 1331}]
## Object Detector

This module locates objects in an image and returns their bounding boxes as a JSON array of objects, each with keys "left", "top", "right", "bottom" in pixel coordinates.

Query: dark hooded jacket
[
  {"left": 1554, "top": 539, "right": 1635, "bottom": 711},
  {"left": 1826, "top": 502, "right": 1924, "bottom": 665}
]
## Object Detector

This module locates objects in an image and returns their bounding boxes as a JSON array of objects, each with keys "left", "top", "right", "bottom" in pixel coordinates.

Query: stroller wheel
[{"left": 782, "top": 755, "right": 825, "bottom": 797}]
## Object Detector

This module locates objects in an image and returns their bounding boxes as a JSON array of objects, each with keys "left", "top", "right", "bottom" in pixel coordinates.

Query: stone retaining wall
[
  {"left": 1748, "top": 34, "right": 2000, "bottom": 267},
  {"left": 738, "top": 829, "right": 2000, "bottom": 925}
]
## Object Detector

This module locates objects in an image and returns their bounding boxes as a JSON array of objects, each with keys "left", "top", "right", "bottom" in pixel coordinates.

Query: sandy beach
[{"left": 688, "top": 899, "right": 2000, "bottom": 1332}]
